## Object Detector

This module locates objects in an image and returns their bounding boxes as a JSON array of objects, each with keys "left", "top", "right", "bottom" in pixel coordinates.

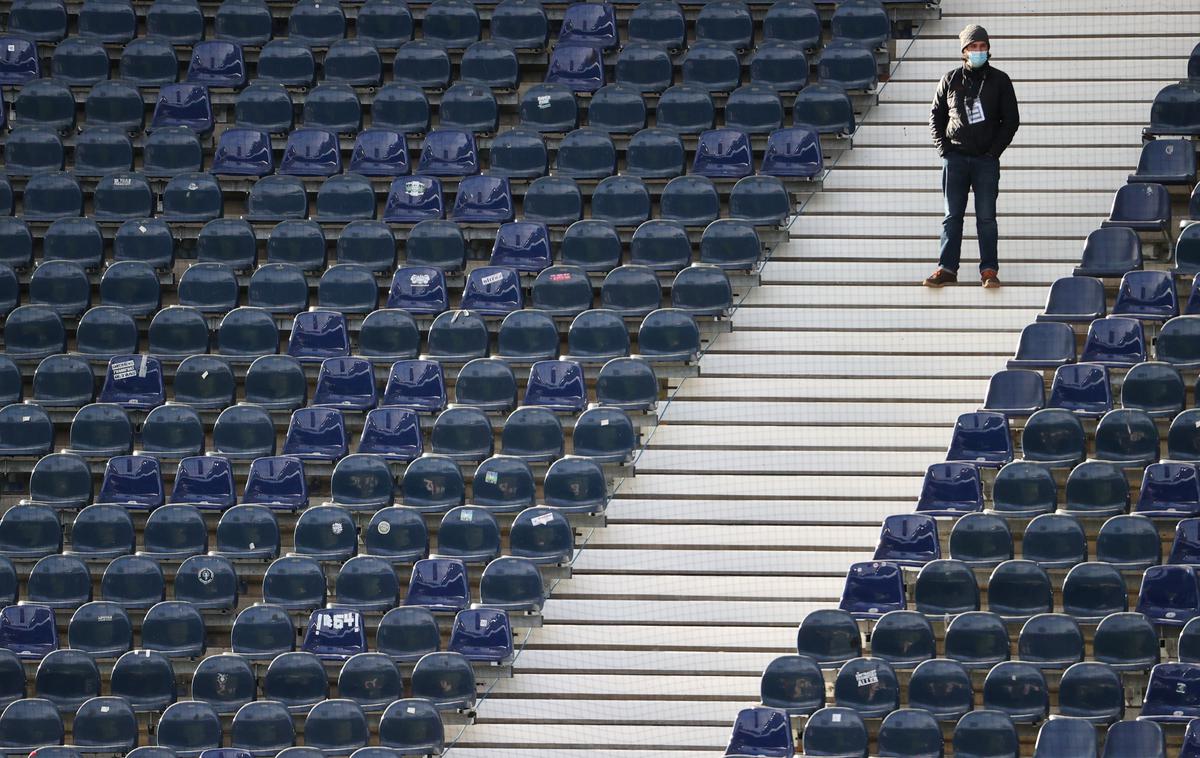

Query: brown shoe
[
  {"left": 923, "top": 268, "right": 957, "bottom": 287},
  {"left": 981, "top": 269, "right": 1001, "bottom": 288}
]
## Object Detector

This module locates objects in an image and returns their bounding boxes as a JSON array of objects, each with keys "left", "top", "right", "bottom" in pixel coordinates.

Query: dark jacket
[{"left": 929, "top": 62, "right": 1020, "bottom": 158}]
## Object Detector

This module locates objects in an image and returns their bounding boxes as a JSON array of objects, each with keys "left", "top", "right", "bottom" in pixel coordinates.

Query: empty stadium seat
[
  {"left": 101, "top": 555, "right": 164, "bottom": 610},
  {"left": 406, "top": 558, "right": 470, "bottom": 612},
  {"left": 1017, "top": 612, "right": 1083, "bottom": 668},
  {"left": 801, "top": 707, "right": 866, "bottom": 758},
  {"left": 1021, "top": 513, "right": 1085, "bottom": 567},
  {"left": 1104, "top": 720, "right": 1165, "bottom": 758},
  {"left": 244, "top": 355, "right": 307, "bottom": 410},
  {"left": 1048, "top": 363, "right": 1111, "bottom": 416},
  {"left": 873, "top": 514, "right": 939, "bottom": 566},
  {"left": 335, "top": 556, "right": 401, "bottom": 612},
  {"left": 1142, "top": 663, "right": 1200, "bottom": 721},
  {"left": 1075, "top": 227, "right": 1143, "bottom": 277},
  {"left": 953, "top": 710, "right": 1018, "bottom": 758},
  {"left": 214, "top": 505, "right": 280, "bottom": 560},
  {"left": 262, "top": 557, "right": 327, "bottom": 611},
  {"left": 751, "top": 41, "right": 810, "bottom": 92},
  {"left": 230, "top": 700, "right": 295, "bottom": 756},
  {"left": 984, "top": 368, "right": 1045, "bottom": 416},
  {"left": 362, "top": 507, "right": 426, "bottom": 562}
]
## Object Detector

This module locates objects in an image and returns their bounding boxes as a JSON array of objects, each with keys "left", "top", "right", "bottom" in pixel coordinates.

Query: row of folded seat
[
  {"left": 0, "top": 76, "right": 857, "bottom": 141},
  {"left": 5, "top": 259, "right": 734, "bottom": 318},
  {"left": 0, "top": 499, "right": 576, "bottom": 564},
  {"left": 728, "top": 706, "right": 1182, "bottom": 758},
  {"left": 0, "top": 34, "right": 875, "bottom": 96},
  {"left": 1010, "top": 315, "right": 1200, "bottom": 373},
  {"left": 1, "top": 545, "right": 541, "bottom": 611},
  {"left": 2, "top": 691, "right": 448, "bottom": 756},
  {"left": 0, "top": 170, "right": 792, "bottom": 228},
  {"left": 1, "top": 121, "right": 825, "bottom": 181},
  {"left": 0, "top": 217, "right": 763, "bottom": 275},
  {"left": 18, "top": 350, "right": 664, "bottom": 412},
  {"left": 1, "top": 301, "right": 698, "bottom": 362},
  {"left": 0, "top": 218, "right": 762, "bottom": 280},
  {"left": 0, "top": 398, "right": 638, "bottom": 461},
  {"left": 1, "top": 0, "right": 883, "bottom": 53},
  {"left": 15, "top": 448, "right": 608, "bottom": 513}
]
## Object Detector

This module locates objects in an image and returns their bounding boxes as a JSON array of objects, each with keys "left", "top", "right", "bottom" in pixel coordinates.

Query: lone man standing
[{"left": 924, "top": 24, "right": 1020, "bottom": 288}]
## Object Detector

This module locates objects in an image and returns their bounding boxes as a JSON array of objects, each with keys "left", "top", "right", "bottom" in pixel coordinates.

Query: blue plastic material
[
  {"left": 945, "top": 412, "right": 1013, "bottom": 467},
  {"left": 839, "top": 561, "right": 904, "bottom": 619},
  {"left": 546, "top": 43, "right": 604, "bottom": 93},
  {"left": 384, "top": 176, "right": 444, "bottom": 222},
  {"left": 725, "top": 706, "right": 793, "bottom": 757}
]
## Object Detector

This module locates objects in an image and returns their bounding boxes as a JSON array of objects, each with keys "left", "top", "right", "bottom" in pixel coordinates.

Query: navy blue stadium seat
[
  {"left": 335, "top": 556, "right": 401, "bottom": 612},
  {"left": 1131, "top": 138, "right": 1197, "bottom": 184},
  {"left": 638, "top": 308, "right": 703, "bottom": 363},
  {"left": 14, "top": 80, "right": 75, "bottom": 134},
  {"left": 5, "top": 126, "right": 64, "bottom": 176},
  {"left": 431, "top": 406, "right": 494, "bottom": 462},
  {"left": 73, "top": 130, "right": 134, "bottom": 178},
  {"left": 1093, "top": 407, "right": 1159, "bottom": 465},
  {"left": 1141, "top": 663, "right": 1200, "bottom": 722},
  {"left": 212, "top": 128, "right": 273, "bottom": 176},
  {"left": 1060, "top": 561, "right": 1127, "bottom": 622},
  {"left": 410, "top": 652, "right": 476, "bottom": 710},
  {"left": 992, "top": 461, "right": 1056, "bottom": 517},
  {"left": 681, "top": 41, "right": 740, "bottom": 93},
  {"left": 839, "top": 561, "right": 905, "bottom": 619},
  {"left": 379, "top": 698, "right": 444, "bottom": 754},
  {"left": 546, "top": 43, "right": 604, "bottom": 93},
  {"left": 1138, "top": 461, "right": 1200, "bottom": 516},
  {"left": 440, "top": 82, "right": 499, "bottom": 133},
  {"left": 751, "top": 40, "right": 809, "bottom": 92},
  {"left": 1020, "top": 408, "right": 1086, "bottom": 468},
  {"left": 948, "top": 512, "right": 1011, "bottom": 568},
  {"left": 1022, "top": 515, "right": 1089, "bottom": 568},
  {"left": 141, "top": 504, "right": 207, "bottom": 558},
  {"left": 426, "top": 309, "right": 490, "bottom": 360},
  {"left": 141, "top": 600, "right": 206, "bottom": 658},
  {"left": 357, "top": 310, "right": 420, "bottom": 363},
  {"left": 362, "top": 506, "right": 425, "bottom": 562},
  {"left": 724, "top": 175, "right": 792, "bottom": 225},
  {"left": 1104, "top": 721, "right": 1165, "bottom": 758},
  {"left": 726, "top": 84, "right": 785, "bottom": 134},
  {"left": 1033, "top": 716, "right": 1097, "bottom": 758},
  {"left": 156, "top": 700, "right": 221, "bottom": 757},
  {"left": 832, "top": 0, "right": 890, "bottom": 48},
  {"left": 1094, "top": 514, "right": 1158, "bottom": 570},
  {"left": 261, "top": 651, "right": 327, "bottom": 712},
  {"left": 325, "top": 39, "right": 382, "bottom": 86},
  {"left": 1048, "top": 363, "right": 1111, "bottom": 416},
  {"left": 1075, "top": 227, "right": 1143, "bottom": 277},
  {"left": 150, "top": 84, "right": 213, "bottom": 136},
  {"left": 913, "top": 558, "right": 978, "bottom": 616},
  {"left": 240, "top": 356, "right": 305, "bottom": 412},
  {"left": 726, "top": 706, "right": 793, "bottom": 757},
  {"left": 377, "top": 607, "right": 440, "bottom": 662},
  {"left": 907, "top": 658, "right": 972, "bottom": 721},
  {"left": 1103, "top": 182, "right": 1172, "bottom": 234},
  {"left": 0, "top": 502, "right": 60, "bottom": 560},
  {"left": 1017, "top": 612, "right": 1083, "bottom": 669},
  {"left": 478, "top": 557, "right": 543, "bottom": 611},
  {"left": 406, "top": 557, "right": 470, "bottom": 612},
  {"left": 214, "top": 505, "right": 279, "bottom": 560},
  {"left": 676, "top": 265, "right": 729, "bottom": 314},
  {"left": 983, "top": 369, "right": 1045, "bottom": 417},
  {"left": 1113, "top": 270, "right": 1179, "bottom": 321},
  {"left": 67, "top": 504, "right": 134, "bottom": 560},
  {"left": 0, "top": 698, "right": 64, "bottom": 753},
  {"left": 288, "top": 310, "right": 350, "bottom": 361},
  {"left": 1036, "top": 279, "right": 1099, "bottom": 323},
  {"left": 192, "top": 654, "right": 255, "bottom": 714},
  {"left": 383, "top": 360, "right": 447, "bottom": 412},
  {"left": 303, "top": 83, "right": 363, "bottom": 134},
  {"left": 801, "top": 707, "right": 865, "bottom": 758},
  {"left": 946, "top": 411, "right": 1012, "bottom": 467},
  {"left": 873, "top": 513, "right": 939, "bottom": 567},
  {"left": 763, "top": 126, "right": 824, "bottom": 179},
  {"left": 1139, "top": 564, "right": 1200, "bottom": 625},
  {"left": 116, "top": 38, "right": 175, "bottom": 89},
  {"left": 349, "top": 129, "right": 409, "bottom": 177},
  {"left": 1156, "top": 315, "right": 1200, "bottom": 368},
  {"left": 279, "top": 129, "right": 342, "bottom": 177},
  {"left": 383, "top": 176, "right": 444, "bottom": 222},
  {"left": 419, "top": 129, "right": 480, "bottom": 177},
  {"left": 565, "top": 310, "right": 629, "bottom": 363},
  {"left": 523, "top": 176, "right": 582, "bottom": 225},
  {"left": 877, "top": 708, "right": 942, "bottom": 758},
  {"left": 230, "top": 700, "right": 295, "bottom": 756},
  {"left": 392, "top": 40, "right": 450, "bottom": 88},
  {"left": 246, "top": 176, "right": 308, "bottom": 221},
  {"left": 212, "top": 404, "right": 276, "bottom": 460},
  {"left": 953, "top": 710, "right": 1018, "bottom": 758},
  {"left": 696, "top": 0, "right": 752, "bottom": 49},
  {"left": 216, "top": 307, "right": 280, "bottom": 360},
  {"left": 101, "top": 555, "right": 164, "bottom": 610},
  {"left": 339, "top": 652, "right": 402, "bottom": 711},
  {"left": 161, "top": 172, "right": 222, "bottom": 221},
  {"left": 661, "top": 175, "right": 721, "bottom": 226},
  {"left": 42, "top": 218, "right": 102, "bottom": 269},
  {"left": 262, "top": 557, "right": 327, "bottom": 611},
  {"left": 66, "top": 402, "right": 134, "bottom": 458},
  {"left": 819, "top": 40, "right": 878, "bottom": 91},
  {"left": 760, "top": 655, "right": 825, "bottom": 716},
  {"left": 186, "top": 40, "right": 246, "bottom": 89},
  {"left": 235, "top": 82, "right": 293, "bottom": 133},
  {"left": 0, "top": 401, "right": 54, "bottom": 457},
  {"left": 500, "top": 406, "right": 565, "bottom": 462},
  {"left": 0, "top": 36, "right": 40, "bottom": 84},
  {"left": 693, "top": 128, "right": 754, "bottom": 179},
  {"left": 592, "top": 176, "right": 651, "bottom": 226},
  {"left": 656, "top": 84, "right": 716, "bottom": 134},
  {"left": 282, "top": 407, "right": 349, "bottom": 461}
]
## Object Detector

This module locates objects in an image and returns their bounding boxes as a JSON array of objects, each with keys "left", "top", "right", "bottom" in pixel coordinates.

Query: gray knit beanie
[{"left": 959, "top": 24, "right": 990, "bottom": 51}]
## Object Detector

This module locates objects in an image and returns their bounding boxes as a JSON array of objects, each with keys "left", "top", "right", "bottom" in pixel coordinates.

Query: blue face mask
[{"left": 967, "top": 51, "right": 989, "bottom": 68}]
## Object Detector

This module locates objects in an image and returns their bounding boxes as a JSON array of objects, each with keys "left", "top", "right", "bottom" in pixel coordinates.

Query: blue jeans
[{"left": 938, "top": 152, "right": 1000, "bottom": 274}]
